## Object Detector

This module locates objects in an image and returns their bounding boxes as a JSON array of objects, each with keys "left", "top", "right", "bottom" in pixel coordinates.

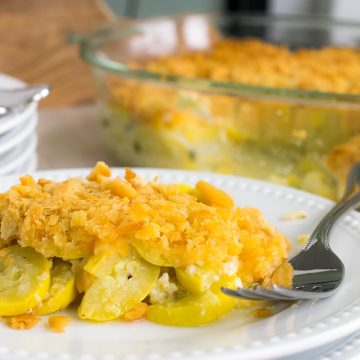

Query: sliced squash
[{"left": 0, "top": 246, "right": 50, "bottom": 316}]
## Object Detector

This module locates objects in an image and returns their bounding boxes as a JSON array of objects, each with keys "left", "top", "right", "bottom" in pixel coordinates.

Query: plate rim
[
  {"left": 318, "top": 331, "right": 360, "bottom": 360},
  {"left": 0, "top": 167, "right": 359, "bottom": 360}
]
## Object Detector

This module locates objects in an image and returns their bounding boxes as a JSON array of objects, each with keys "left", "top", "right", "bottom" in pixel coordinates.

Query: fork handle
[
  {"left": 308, "top": 191, "right": 360, "bottom": 249},
  {"left": 304, "top": 162, "right": 360, "bottom": 250}
]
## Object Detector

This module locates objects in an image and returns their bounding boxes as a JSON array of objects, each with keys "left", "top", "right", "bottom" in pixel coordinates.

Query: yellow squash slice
[
  {"left": 175, "top": 266, "right": 220, "bottom": 293},
  {"left": 78, "top": 251, "right": 160, "bottom": 321},
  {"left": 147, "top": 289, "right": 236, "bottom": 326},
  {"left": 35, "top": 260, "right": 77, "bottom": 315},
  {"left": 0, "top": 245, "right": 50, "bottom": 316},
  {"left": 147, "top": 276, "right": 237, "bottom": 326}
]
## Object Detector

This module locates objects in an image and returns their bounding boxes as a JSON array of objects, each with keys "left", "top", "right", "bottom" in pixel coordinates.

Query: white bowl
[
  {"left": 0, "top": 73, "right": 39, "bottom": 171},
  {"left": 10, "top": 153, "right": 37, "bottom": 175},
  {"left": 0, "top": 134, "right": 37, "bottom": 175},
  {"left": 0, "top": 113, "right": 37, "bottom": 156},
  {"left": 0, "top": 73, "right": 37, "bottom": 135}
]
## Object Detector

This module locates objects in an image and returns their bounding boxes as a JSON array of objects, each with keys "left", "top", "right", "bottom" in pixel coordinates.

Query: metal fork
[{"left": 222, "top": 162, "right": 360, "bottom": 301}]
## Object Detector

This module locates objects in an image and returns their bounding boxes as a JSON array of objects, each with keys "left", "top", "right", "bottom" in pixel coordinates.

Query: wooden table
[
  {"left": 38, "top": 104, "right": 118, "bottom": 170},
  {"left": 0, "top": 0, "right": 113, "bottom": 107}
]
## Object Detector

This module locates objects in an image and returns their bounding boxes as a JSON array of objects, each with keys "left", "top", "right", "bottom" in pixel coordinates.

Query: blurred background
[
  {"left": 1, "top": 0, "right": 358, "bottom": 107},
  {"left": 1, "top": 0, "right": 360, "bottom": 200}
]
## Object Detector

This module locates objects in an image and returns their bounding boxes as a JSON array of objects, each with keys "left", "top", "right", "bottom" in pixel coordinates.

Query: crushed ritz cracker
[
  {"left": 6, "top": 314, "right": 41, "bottom": 330},
  {"left": 131, "top": 38, "right": 360, "bottom": 95},
  {"left": 270, "top": 262, "right": 294, "bottom": 288},
  {"left": 122, "top": 302, "right": 148, "bottom": 321},
  {"left": 48, "top": 315, "right": 71, "bottom": 333}
]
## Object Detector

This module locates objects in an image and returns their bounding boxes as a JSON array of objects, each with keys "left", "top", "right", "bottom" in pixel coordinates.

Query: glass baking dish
[{"left": 75, "top": 13, "right": 360, "bottom": 199}]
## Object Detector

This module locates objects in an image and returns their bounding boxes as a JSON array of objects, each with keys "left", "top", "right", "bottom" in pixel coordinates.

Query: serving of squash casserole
[{"left": 0, "top": 162, "right": 290, "bottom": 327}]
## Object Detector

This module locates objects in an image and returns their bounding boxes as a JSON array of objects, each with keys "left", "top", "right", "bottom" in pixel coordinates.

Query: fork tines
[{"left": 221, "top": 284, "right": 336, "bottom": 301}]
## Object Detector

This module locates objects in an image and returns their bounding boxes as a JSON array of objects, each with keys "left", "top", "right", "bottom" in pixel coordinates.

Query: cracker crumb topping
[
  {"left": 122, "top": 302, "right": 148, "bottom": 321},
  {"left": 131, "top": 39, "right": 360, "bottom": 95},
  {"left": 48, "top": 315, "right": 71, "bottom": 333},
  {"left": 6, "top": 314, "right": 41, "bottom": 330}
]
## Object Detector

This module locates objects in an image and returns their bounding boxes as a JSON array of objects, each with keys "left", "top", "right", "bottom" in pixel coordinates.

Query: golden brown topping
[
  {"left": 20, "top": 175, "right": 36, "bottom": 187},
  {"left": 134, "top": 38, "right": 360, "bottom": 95},
  {"left": 6, "top": 314, "right": 41, "bottom": 330},
  {"left": 48, "top": 315, "right": 71, "bottom": 333},
  {"left": 70, "top": 211, "right": 87, "bottom": 228},
  {"left": 87, "top": 161, "right": 112, "bottom": 182},
  {"left": 270, "top": 262, "right": 294, "bottom": 288},
  {"left": 38, "top": 178, "right": 52, "bottom": 186},
  {"left": 105, "top": 178, "right": 138, "bottom": 198},
  {"left": 122, "top": 302, "right": 148, "bottom": 321},
  {"left": 125, "top": 167, "right": 137, "bottom": 182},
  {"left": 195, "top": 180, "right": 234, "bottom": 208},
  {"left": 235, "top": 207, "right": 290, "bottom": 285}
]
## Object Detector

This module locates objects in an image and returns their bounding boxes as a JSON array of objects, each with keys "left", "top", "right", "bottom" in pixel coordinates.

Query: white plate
[
  {"left": 0, "top": 169, "right": 360, "bottom": 360},
  {"left": 276, "top": 331, "right": 360, "bottom": 359},
  {"left": 317, "top": 331, "right": 360, "bottom": 360},
  {"left": 0, "top": 113, "right": 37, "bottom": 156},
  {"left": 0, "top": 73, "right": 37, "bottom": 135},
  {"left": 0, "top": 134, "right": 37, "bottom": 175}
]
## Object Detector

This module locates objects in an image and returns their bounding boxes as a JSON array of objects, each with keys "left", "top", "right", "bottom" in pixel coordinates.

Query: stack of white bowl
[{"left": 0, "top": 73, "right": 39, "bottom": 175}]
